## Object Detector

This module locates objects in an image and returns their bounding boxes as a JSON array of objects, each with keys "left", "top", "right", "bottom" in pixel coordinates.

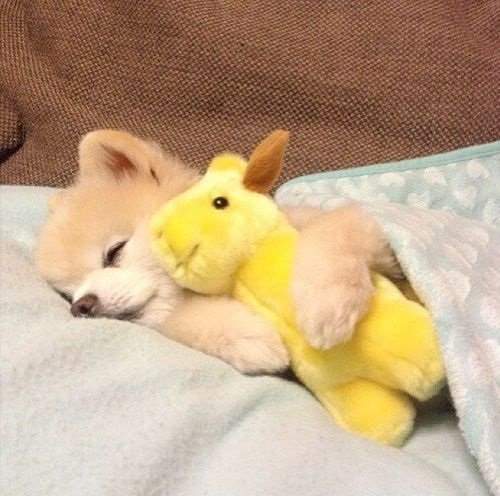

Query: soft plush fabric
[
  {"left": 276, "top": 141, "right": 500, "bottom": 495},
  {"left": 1, "top": 1, "right": 499, "bottom": 187},
  {"left": 0, "top": 185, "right": 492, "bottom": 496},
  {"left": 150, "top": 150, "right": 445, "bottom": 447}
]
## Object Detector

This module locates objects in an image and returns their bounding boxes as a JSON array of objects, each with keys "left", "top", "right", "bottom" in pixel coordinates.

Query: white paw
[
  {"left": 221, "top": 319, "right": 289, "bottom": 375},
  {"left": 293, "top": 263, "right": 373, "bottom": 349}
]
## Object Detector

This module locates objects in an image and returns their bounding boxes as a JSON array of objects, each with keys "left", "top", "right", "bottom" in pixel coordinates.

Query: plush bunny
[{"left": 149, "top": 130, "right": 445, "bottom": 446}]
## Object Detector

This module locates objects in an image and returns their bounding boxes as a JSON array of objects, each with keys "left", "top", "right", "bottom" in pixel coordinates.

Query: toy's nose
[
  {"left": 150, "top": 214, "right": 198, "bottom": 263},
  {"left": 164, "top": 239, "right": 199, "bottom": 266},
  {"left": 71, "top": 294, "right": 100, "bottom": 318}
]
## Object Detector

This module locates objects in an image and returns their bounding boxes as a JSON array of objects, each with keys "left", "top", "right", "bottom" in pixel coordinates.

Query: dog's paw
[
  {"left": 293, "top": 260, "right": 373, "bottom": 349},
  {"left": 220, "top": 317, "right": 289, "bottom": 375},
  {"left": 375, "top": 242, "right": 405, "bottom": 279}
]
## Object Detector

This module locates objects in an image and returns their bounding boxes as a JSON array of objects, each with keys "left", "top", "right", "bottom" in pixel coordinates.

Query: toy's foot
[
  {"left": 361, "top": 344, "right": 446, "bottom": 403},
  {"left": 353, "top": 279, "right": 447, "bottom": 402},
  {"left": 317, "top": 379, "right": 416, "bottom": 446},
  {"left": 372, "top": 331, "right": 446, "bottom": 402},
  {"left": 406, "top": 358, "right": 447, "bottom": 402}
]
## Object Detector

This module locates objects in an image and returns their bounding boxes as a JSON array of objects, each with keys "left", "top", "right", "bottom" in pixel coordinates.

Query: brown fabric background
[{"left": 1, "top": 1, "right": 499, "bottom": 187}]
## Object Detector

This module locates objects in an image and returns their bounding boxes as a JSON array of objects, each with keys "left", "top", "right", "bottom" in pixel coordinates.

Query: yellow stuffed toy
[{"left": 149, "top": 130, "right": 445, "bottom": 446}]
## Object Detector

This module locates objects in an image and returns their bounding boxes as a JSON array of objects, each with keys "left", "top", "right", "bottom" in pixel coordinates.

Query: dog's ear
[
  {"left": 244, "top": 130, "right": 289, "bottom": 194},
  {"left": 48, "top": 191, "right": 66, "bottom": 212},
  {"left": 78, "top": 129, "right": 163, "bottom": 184}
]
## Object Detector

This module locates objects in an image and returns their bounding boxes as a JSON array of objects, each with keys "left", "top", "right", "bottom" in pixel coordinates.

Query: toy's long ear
[
  {"left": 78, "top": 129, "right": 163, "bottom": 183},
  {"left": 243, "top": 129, "right": 289, "bottom": 193}
]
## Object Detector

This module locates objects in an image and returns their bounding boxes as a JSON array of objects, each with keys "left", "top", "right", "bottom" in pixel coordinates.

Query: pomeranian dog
[{"left": 35, "top": 130, "right": 400, "bottom": 374}]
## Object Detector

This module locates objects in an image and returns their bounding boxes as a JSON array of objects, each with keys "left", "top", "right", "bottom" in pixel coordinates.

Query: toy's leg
[
  {"left": 316, "top": 379, "right": 415, "bottom": 446},
  {"left": 357, "top": 338, "right": 446, "bottom": 402}
]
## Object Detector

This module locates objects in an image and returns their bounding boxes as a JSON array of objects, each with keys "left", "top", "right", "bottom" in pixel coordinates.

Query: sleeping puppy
[{"left": 35, "top": 130, "right": 401, "bottom": 374}]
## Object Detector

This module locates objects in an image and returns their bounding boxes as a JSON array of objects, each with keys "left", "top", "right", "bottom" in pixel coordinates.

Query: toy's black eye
[
  {"left": 104, "top": 240, "right": 128, "bottom": 267},
  {"left": 212, "top": 196, "right": 229, "bottom": 209}
]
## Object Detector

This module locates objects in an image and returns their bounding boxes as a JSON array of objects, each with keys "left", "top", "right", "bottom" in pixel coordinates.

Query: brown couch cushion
[
  {"left": 1, "top": 1, "right": 498, "bottom": 187},
  {"left": 0, "top": 92, "right": 24, "bottom": 163}
]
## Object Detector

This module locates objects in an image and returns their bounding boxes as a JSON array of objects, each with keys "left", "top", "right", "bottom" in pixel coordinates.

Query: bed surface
[{"left": 0, "top": 185, "right": 491, "bottom": 496}]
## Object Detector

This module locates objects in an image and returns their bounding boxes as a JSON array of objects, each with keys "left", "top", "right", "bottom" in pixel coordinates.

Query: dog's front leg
[
  {"left": 283, "top": 203, "right": 402, "bottom": 349},
  {"left": 163, "top": 295, "right": 289, "bottom": 374}
]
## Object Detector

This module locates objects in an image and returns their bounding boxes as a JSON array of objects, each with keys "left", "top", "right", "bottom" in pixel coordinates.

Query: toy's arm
[
  {"left": 281, "top": 203, "right": 403, "bottom": 349},
  {"left": 162, "top": 294, "right": 289, "bottom": 374}
]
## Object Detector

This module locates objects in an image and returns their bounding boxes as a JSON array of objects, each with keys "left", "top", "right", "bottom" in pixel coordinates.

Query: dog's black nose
[{"left": 71, "top": 294, "right": 100, "bottom": 318}]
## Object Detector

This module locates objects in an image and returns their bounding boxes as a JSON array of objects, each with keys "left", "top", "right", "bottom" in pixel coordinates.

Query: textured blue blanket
[{"left": 276, "top": 141, "right": 500, "bottom": 495}]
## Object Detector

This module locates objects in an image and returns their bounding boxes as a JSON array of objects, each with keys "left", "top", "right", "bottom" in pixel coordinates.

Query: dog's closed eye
[
  {"left": 57, "top": 291, "right": 73, "bottom": 303},
  {"left": 104, "top": 240, "right": 128, "bottom": 267}
]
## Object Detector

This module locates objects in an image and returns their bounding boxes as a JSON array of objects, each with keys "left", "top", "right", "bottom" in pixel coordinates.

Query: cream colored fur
[
  {"left": 35, "top": 129, "right": 400, "bottom": 373},
  {"left": 283, "top": 204, "right": 403, "bottom": 348}
]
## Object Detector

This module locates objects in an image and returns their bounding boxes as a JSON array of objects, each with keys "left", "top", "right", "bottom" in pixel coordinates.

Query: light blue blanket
[
  {"left": 0, "top": 140, "right": 496, "bottom": 496},
  {"left": 276, "top": 141, "right": 500, "bottom": 495}
]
